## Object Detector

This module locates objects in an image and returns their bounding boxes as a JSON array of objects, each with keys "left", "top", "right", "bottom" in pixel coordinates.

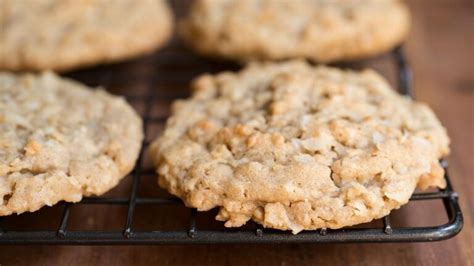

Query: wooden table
[{"left": 0, "top": 0, "right": 472, "bottom": 265}]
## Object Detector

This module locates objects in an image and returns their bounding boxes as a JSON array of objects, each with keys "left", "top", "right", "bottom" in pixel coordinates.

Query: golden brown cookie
[
  {"left": 150, "top": 61, "right": 449, "bottom": 233},
  {"left": 0, "top": 0, "right": 173, "bottom": 71},
  {"left": 180, "top": 0, "right": 410, "bottom": 62},
  {"left": 0, "top": 72, "right": 143, "bottom": 215}
]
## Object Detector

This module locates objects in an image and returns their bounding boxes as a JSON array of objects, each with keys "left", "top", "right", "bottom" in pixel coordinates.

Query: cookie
[
  {"left": 0, "top": 72, "right": 143, "bottom": 215},
  {"left": 0, "top": 0, "right": 173, "bottom": 71},
  {"left": 149, "top": 61, "right": 449, "bottom": 233},
  {"left": 180, "top": 0, "right": 410, "bottom": 63}
]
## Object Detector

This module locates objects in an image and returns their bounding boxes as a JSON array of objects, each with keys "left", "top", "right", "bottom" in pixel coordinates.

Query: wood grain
[{"left": 0, "top": 0, "right": 472, "bottom": 265}]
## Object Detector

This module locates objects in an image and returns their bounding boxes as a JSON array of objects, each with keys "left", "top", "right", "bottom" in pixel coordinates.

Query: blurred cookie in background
[
  {"left": 180, "top": 0, "right": 410, "bottom": 63},
  {"left": 0, "top": 0, "right": 173, "bottom": 71}
]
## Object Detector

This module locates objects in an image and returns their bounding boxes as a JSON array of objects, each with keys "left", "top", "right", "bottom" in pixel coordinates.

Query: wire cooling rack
[{"left": 0, "top": 45, "right": 463, "bottom": 245}]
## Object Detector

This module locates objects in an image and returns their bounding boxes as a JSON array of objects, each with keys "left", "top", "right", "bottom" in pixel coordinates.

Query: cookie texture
[
  {"left": 150, "top": 61, "right": 449, "bottom": 233},
  {"left": 0, "top": 72, "right": 143, "bottom": 215},
  {"left": 180, "top": 0, "right": 410, "bottom": 63},
  {"left": 0, "top": 0, "right": 173, "bottom": 71}
]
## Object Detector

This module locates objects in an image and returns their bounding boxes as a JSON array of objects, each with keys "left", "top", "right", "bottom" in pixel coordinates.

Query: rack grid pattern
[{"left": 0, "top": 47, "right": 463, "bottom": 245}]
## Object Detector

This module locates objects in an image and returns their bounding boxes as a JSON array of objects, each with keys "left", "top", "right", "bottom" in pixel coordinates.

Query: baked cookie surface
[
  {"left": 0, "top": 0, "right": 173, "bottom": 71},
  {"left": 180, "top": 0, "right": 410, "bottom": 63},
  {"left": 150, "top": 61, "right": 449, "bottom": 233},
  {"left": 0, "top": 72, "right": 143, "bottom": 215}
]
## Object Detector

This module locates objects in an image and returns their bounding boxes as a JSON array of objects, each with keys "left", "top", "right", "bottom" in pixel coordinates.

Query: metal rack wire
[{"left": 0, "top": 46, "right": 463, "bottom": 245}]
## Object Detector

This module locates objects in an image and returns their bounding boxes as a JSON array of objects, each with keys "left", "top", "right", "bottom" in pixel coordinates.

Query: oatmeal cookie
[
  {"left": 180, "top": 0, "right": 410, "bottom": 63},
  {"left": 150, "top": 61, "right": 449, "bottom": 233},
  {"left": 0, "top": 72, "right": 143, "bottom": 215},
  {"left": 0, "top": 0, "right": 173, "bottom": 71}
]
